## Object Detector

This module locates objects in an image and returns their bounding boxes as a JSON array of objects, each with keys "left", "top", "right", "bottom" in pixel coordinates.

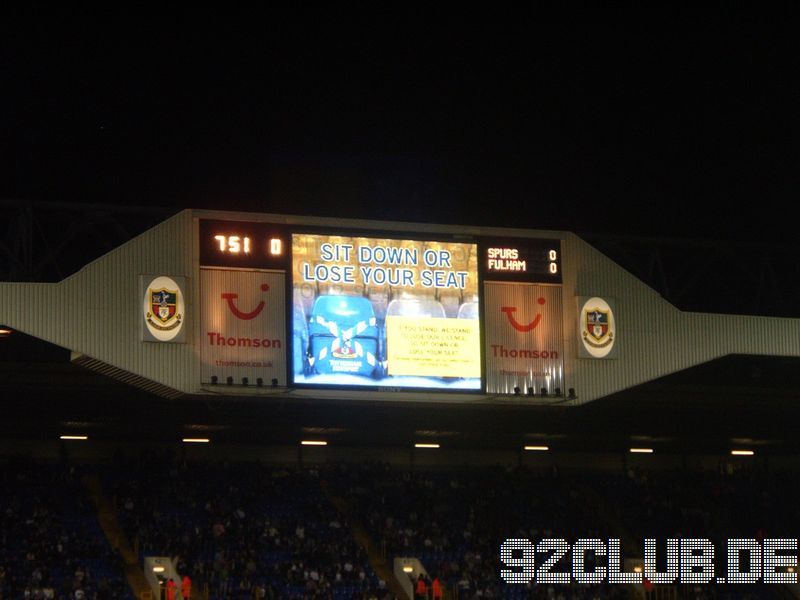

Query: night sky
[{"left": 2, "top": 19, "right": 798, "bottom": 242}]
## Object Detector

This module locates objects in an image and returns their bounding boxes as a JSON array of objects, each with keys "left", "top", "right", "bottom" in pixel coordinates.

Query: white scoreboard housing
[{"left": 2, "top": 208, "right": 800, "bottom": 405}]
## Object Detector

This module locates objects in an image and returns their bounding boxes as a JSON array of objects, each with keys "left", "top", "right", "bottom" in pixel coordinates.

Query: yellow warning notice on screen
[{"left": 385, "top": 316, "right": 481, "bottom": 378}]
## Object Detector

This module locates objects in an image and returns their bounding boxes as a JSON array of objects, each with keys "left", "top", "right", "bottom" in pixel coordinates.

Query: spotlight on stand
[
  {"left": 513, "top": 386, "right": 521, "bottom": 395},
  {"left": 226, "top": 376, "right": 233, "bottom": 385},
  {"left": 256, "top": 378, "right": 264, "bottom": 387},
  {"left": 271, "top": 378, "right": 279, "bottom": 387},
  {"left": 540, "top": 387, "right": 547, "bottom": 397},
  {"left": 242, "top": 377, "right": 248, "bottom": 386},
  {"left": 210, "top": 375, "right": 218, "bottom": 385},
  {"left": 526, "top": 387, "right": 534, "bottom": 396},
  {"left": 568, "top": 388, "right": 577, "bottom": 400},
  {"left": 555, "top": 387, "right": 561, "bottom": 397}
]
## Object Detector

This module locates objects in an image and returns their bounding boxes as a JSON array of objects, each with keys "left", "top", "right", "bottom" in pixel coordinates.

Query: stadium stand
[
  {"left": 103, "top": 456, "right": 385, "bottom": 600},
  {"left": 0, "top": 458, "right": 132, "bottom": 600},
  {"left": 8, "top": 453, "right": 795, "bottom": 599}
]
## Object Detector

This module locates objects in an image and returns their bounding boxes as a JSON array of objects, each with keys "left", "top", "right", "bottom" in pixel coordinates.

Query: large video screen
[{"left": 291, "top": 233, "right": 481, "bottom": 390}]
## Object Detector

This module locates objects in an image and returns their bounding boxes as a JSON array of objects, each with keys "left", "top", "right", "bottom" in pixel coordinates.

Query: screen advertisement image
[{"left": 292, "top": 233, "right": 480, "bottom": 390}]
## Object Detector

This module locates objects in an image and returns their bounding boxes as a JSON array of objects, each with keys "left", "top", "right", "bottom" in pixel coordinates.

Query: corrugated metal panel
[
  {"left": 71, "top": 353, "right": 185, "bottom": 399},
  {"left": 484, "top": 282, "right": 564, "bottom": 395},
  {"left": 199, "top": 268, "right": 286, "bottom": 385},
  {"left": 563, "top": 233, "right": 800, "bottom": 404},
  {"left": 0, "top": 210, "right": 198, "bottom": 393}
]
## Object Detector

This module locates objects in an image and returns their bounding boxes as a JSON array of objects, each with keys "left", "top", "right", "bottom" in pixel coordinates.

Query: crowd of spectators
[
  {"left": 0, "top": 459, "right": 131, "bottom": 600},
  {"left": 3, "top": 453, "right": 798, "bottom": 600},
  {"left": 584, "top": 463, "right": 799, "bottom": 600},
  {"left": 326, "top": 462, "right": 627, "bottom": 599},
  {"left": 105, "top": 453, "right": 386, "bottom": 599},
  {"left": 326, "top": 461, "right": 795, "bottom": 600},
  {"left": 595, "top": 463, "right": 800, "bottom": 545}
]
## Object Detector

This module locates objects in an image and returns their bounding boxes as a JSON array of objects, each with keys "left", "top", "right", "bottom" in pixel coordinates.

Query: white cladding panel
[
  {"left": 484, "top": 282, "right": 564, "bottom": 395},
  {"left": 0, "top": 210, "right": 197, "bottom": 393},
  {"left": 563, "top": 234, "right": 800, "bottom": 403}
]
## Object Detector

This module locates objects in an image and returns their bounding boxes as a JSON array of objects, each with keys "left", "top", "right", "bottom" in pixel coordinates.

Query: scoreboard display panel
[
  {"left": 199, "top": 219, "right": 290, "bottom": 270},
  {"left": 481, "top": 238, "right": 561, "bottom": 283},
  {"left": 199, "top": 217, "right": 564, "bottom": 395}
]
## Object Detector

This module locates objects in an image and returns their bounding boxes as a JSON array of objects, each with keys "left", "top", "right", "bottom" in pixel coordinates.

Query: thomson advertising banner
[
  {"left": 291, "top": 233, "right": 481, "bottom": 390},
  {"left": 200, "top": 268, "right": 286, "bottom": 385},
  {"left": 484, "top": 282, "right": 564, "bottom": 395}
]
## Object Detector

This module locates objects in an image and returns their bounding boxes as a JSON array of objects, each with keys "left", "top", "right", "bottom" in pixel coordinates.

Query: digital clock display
[
  {"left": 480, "top": 238, "right": 562, "bottom": 283},
  {"left": 199, "top": 219, "right": 289, "bottom": 269}
]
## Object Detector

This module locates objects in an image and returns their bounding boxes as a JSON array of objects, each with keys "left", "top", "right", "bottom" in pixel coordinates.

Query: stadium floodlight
[
  {"left": 414, "top": 443, "right": 440, "bottom": 449},
  {"left": 60, "top": 435, "right": 88, "bottom": 440},
  {"left": 182, "top": 438, "right": 210, "bottom": 443},
  {"left": 629, "top": 447, "right": 654, "bottom": 454},
  {"left": 301, "top": 440, "right": 327, "bottom": 446},
  {"left": 731, "top": 449, "right": 754, "bottom": 456},
  {"left": 523, "top": 445, "right": 549, "bottom": 451}
]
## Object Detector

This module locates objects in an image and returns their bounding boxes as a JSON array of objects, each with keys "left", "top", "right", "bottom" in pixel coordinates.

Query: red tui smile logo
[
  {"left": 500, "top": 297, "right": 545, "bottom": 332},
  {"left": 222, "top": 283, "right": 270, "bottom": 320}
]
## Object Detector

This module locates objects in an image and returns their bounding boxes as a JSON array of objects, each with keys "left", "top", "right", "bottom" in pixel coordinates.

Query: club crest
[
  {"left": 584, "top": 308, "right": 611, "bottom": 345},
  {"left": 147, "top": 288, "right": 181, "bottom": 329},
  {"left": 142, "top": 275, "right": 186, "bottom": 342},
  {"left": 579, "top": 297, "right": 616, "bottom": 358}
]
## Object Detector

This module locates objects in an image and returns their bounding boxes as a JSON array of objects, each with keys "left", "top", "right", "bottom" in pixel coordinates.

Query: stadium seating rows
[
  {"left": 0, "top": 459, "right": 131, "bottom": 599},
  {"left": 0, "top": 455, "right": 793, "bottom": 599}
]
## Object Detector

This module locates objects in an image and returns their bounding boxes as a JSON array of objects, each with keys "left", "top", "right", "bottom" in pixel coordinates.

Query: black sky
[{"left": 2, "top": 19, "right": 798, "bottom": 242}]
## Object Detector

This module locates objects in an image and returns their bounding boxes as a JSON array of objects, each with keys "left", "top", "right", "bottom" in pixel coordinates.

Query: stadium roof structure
[{"left": 2, "top": 201, "right": 800, "bottom": 458}]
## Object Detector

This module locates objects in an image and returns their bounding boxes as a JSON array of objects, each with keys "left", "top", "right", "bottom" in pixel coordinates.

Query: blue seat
[
  {"left": 307, "top": 295, "right": 381, "bottom": 377},
  {"left": 293, "top": 303, "right": 309, "bottom": 375}
]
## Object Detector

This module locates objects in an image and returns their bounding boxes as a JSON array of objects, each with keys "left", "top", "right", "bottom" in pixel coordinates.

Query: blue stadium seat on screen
[
  {"left": 307, "top": 295, "right": 382, "bottom": 378},
  {"left": 293, "top": 303, "right": 309, "bottom": 375}
]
